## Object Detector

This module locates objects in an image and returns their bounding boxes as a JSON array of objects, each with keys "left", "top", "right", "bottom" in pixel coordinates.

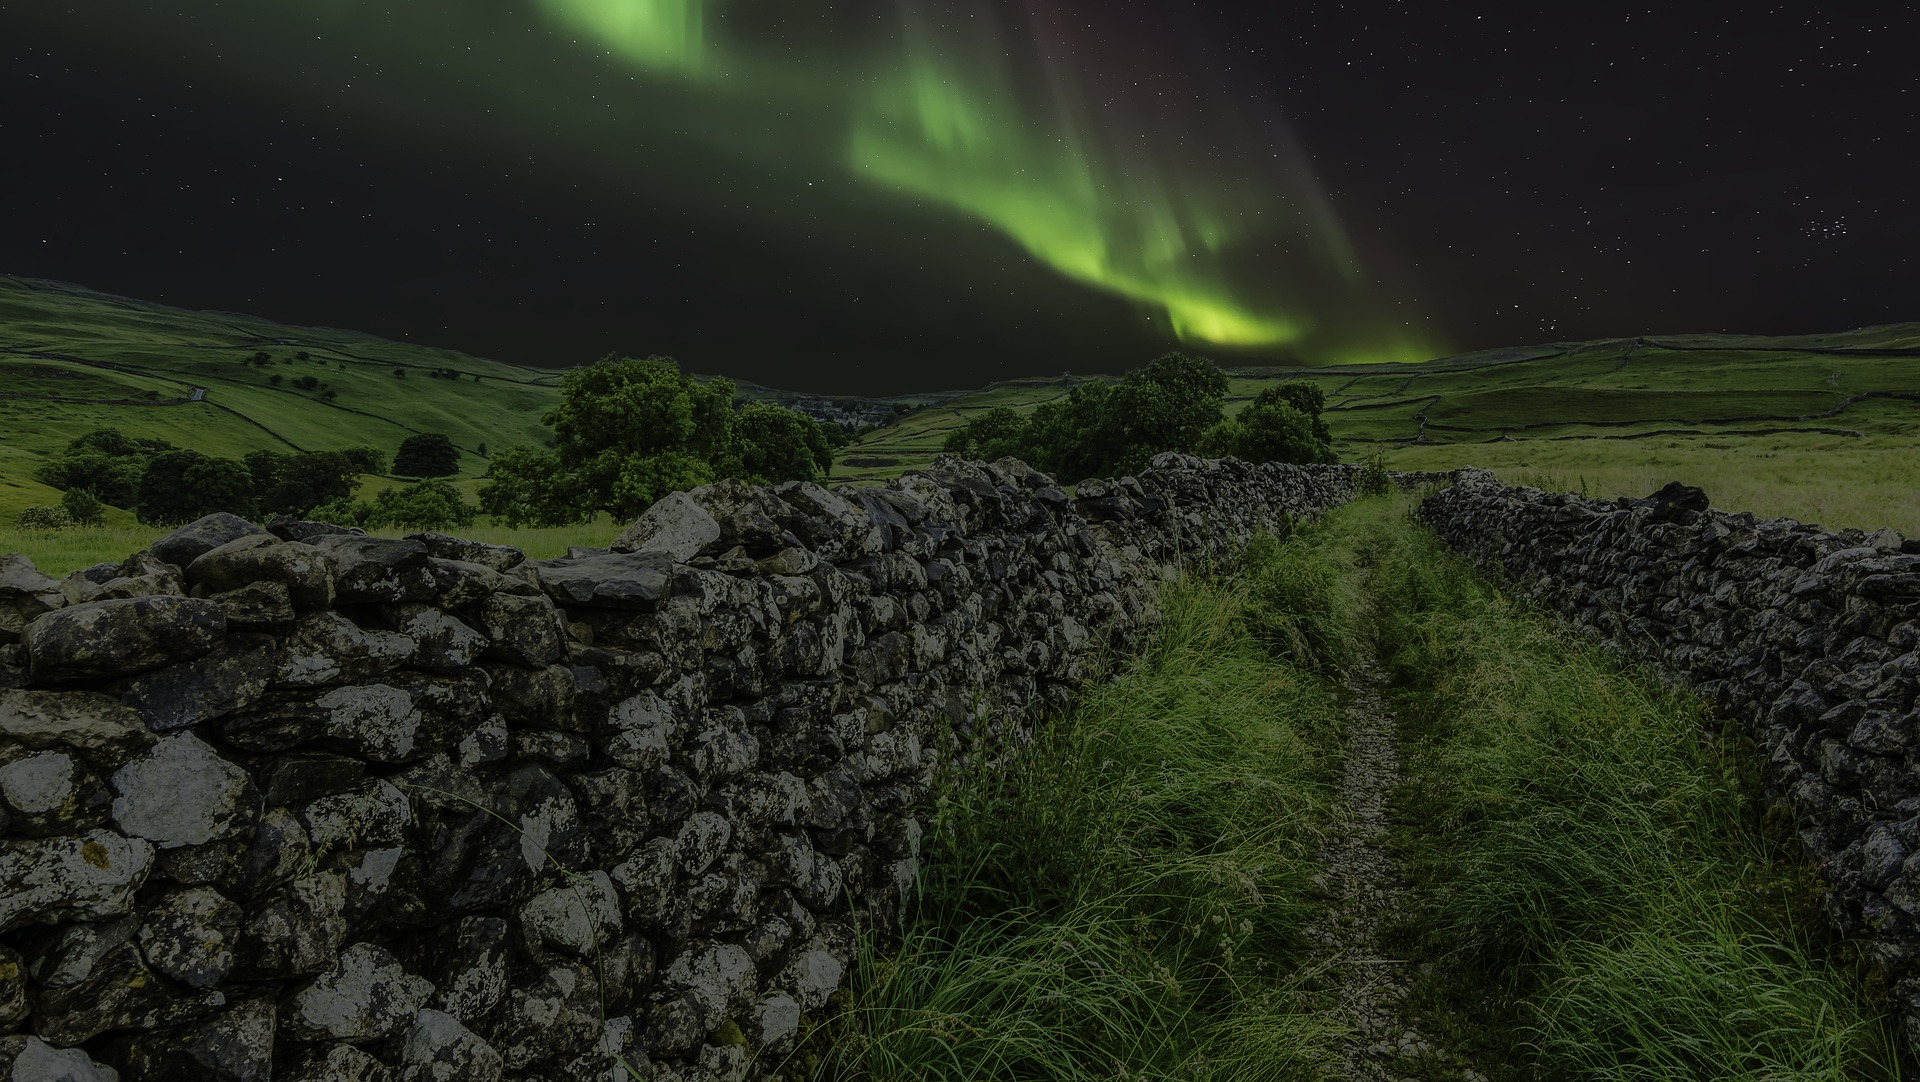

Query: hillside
[
  {"left": 838, "top": 327, "right": 1920, "bottom": 533},
  {"left": 4, "top": 274, "right": 1917, "bottom": 558}
]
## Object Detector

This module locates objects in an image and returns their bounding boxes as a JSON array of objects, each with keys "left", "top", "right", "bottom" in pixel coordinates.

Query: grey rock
[
  {"left": 477, "top": 592, "right": 565, "bottom": 667},
  {"left": 492, "top": 963, "right": 601, "bottom": 1073},
  {"left": 301, "top": 779, "right": 413, "bottom": 850},
  {"left": 24, "top": 595, "right": 226, "bottom": 682},
  {"left": 136, "top": 886, "right": 243, "bottom": 988},
  {"left": 0, "top": 1036, "right": 120, "bottom": 1081},
  {"left": 111, "top": 733, "right": 257, "bottom": 848},
  {"left": 211, "top": 583, "right": 303, "bottom": 637},
  {"left": 427, "top": 916, "right": 510, "bottom": 1024},
  {"left": 388, "top": 604, "right": 485, "bottom": 673},
  {"left": 0, "top": 829, "right": 153, "bottom": 932},
  {"left": 29, "top": 915, "right": 196, "bottom": 1044},
  {"left": 406, "top": 532, "right": 526, "bottom": 571},
  {"left": 115, "top": 632, "right": 277, "bottom": 731},
  {"left": 0, "top": 750, "right": 109, "bottom": 837},
  {"left": 266, "top": 516, "right": 361, "bottom": 543},
  {"left": 117, "top": 995, "right": 277, "bottom": 1082},
  {"left": 532, "top": 552, "right": 673, "bottom": 610},
  {"left": 610, "top": 490, "right": 723, "bottom": 560},
  {"left": 286, "top": 941, "right": 433, "bottom": 1042},
  {"left": 285, "top": 1044, "right": 395, "bottom": 1082},
  {"left": 0, "top": 553, "right": 66, "bottom": 645},
  {"left": 0, "top": 690, "right": 154, "bottom": 767},
  {"left": 398, "top": 1008, "right": 503, "bottom": 1082},
  {"left": 518, "top": 870, "right": 623, "bottom": 959},
  {"left": 311, "top": 535, "right": 435, "bottom": 604},
  {"left": 238, "top": 870, "right": 348, "bottom": 978},
  {"left": 151, "top": 513, "right": 267, "bottom": 568},
  {"left": 0, "top": 945, "right": 27, "bottom": 1032},
  {"left": 187, "top": 534, "right": 336, "bottom": 610}
]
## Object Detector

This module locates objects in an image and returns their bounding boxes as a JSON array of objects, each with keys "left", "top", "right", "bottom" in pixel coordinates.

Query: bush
[
  {"left": 60, "top": 488, "right": 106, "bottom": 528},
  {"left": 136, "top": 450, "right": 257, "bottom": 526},
  {"left": 15, "top": 506, "right": 72, "bottom": 532},
  {"left": 393, "top": 433, "right": 460, "bottom": 478},
  {"left": 1198, "top": 384, "right": 1335, "bottom": 466},
  {"left": 363, "top": 479, "right": 476, "bottom": 530},
  {"left": 1355, "top": 453, "right": 1392, "bottom": 496}
]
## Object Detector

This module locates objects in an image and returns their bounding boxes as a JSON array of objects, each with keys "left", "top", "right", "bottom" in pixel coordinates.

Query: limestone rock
[
  {"left": 610, "top": 491, "right": 722, "bottom": 561},
  {"left": 115, "top": 632, "right": 278, "bottom": 731},
  {"left": 138, "top": 886, "right": 243, "bottom": 988},
  {"left": 397, "top": 1008, "right": 503, "bottom": 1082},
  {"left": 111, "top": 733, "right": 257, "bottom": 849},
  {"left": 151, "top": 513, "right": 268, "bottom": 568},
  {"left": 406, "top": 532, "right": 525, "bottom": 572},
  {"left": 477, "top": 593, "right": 565, "bottom": 667},
  {"left": 0, "top": 1036, "right": 120, "bottom": 1082},
  {"left": 309, "top": 535, "right": 435, "bottom": 604},
  {"left": 0, "top": 830, "right": 153, "bottom": 932},
  {"left": 186, "top": 534, "right": 336, "bottom": 610},
  {"left": 24, "top": 596, "right": 226, "bottom": 682},
  {"left": 0, "top": 690, "right": 153, "bottom": 767},
  {"left": 286, "top": 942, "right": 433, "bottom": 1042},
  {"left": 0, "top": 750, "right": 109, "bottom": 837},
  {"left": 531, "top": 552, "right": 673, "bottom": 611}
]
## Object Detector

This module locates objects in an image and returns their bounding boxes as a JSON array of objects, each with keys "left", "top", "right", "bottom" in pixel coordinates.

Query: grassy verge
[
  {"left": 1360, "top": 497, "right": 1905, "bottom": 1080},
  {"left": 791, "top": 526, "right": 1358, "bottom": 1080}
]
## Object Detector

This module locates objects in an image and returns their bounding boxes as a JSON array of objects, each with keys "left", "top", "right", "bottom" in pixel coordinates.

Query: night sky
[{"left": 2, "top": 2, "right": 1913, "bottom": 393}]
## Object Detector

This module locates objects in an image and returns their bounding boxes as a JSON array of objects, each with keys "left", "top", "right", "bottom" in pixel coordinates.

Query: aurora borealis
[{"left": 3, "top": 3, "right": 1911, "bottom": 390}]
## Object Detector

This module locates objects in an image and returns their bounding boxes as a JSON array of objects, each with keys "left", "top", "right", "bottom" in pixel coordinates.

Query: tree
[
  {"left": 482, "top": 355, "right": 734, "bottom": 524},
  {"left": 250, "top": 451, "right": 361, "bottom": 517},
  {"left": 1197, "top": 385, "right": 1336, "bottom": 466},
  {"left": 137, "top": 451, "right": 257, "bottom": 526},
  {"left": 365, "top": 479, "right": 476, "bottom": 530},
  {"left": 1106, "top": 352, "right": 1231, "bottom": 475},
  {"left": 16, "top": 506, "right": 71, "bottom": 532},
  {"left": 393, "top": 433, "right": 460, "bottom": 478},
  {"left": 60, "top": 487, "right": 105, "bottom": 528},
  {"left": 733, "top": 402, "right": 833, "bottom": 485},
  {"left": 942, "top": 406, "right": 1029, "bottom": 461},
  {"left": 35, "top": 428, "right": 175, "bottom": 507},
  {"left": 340, "top": 447, "right": 386, "bottom": 475}
]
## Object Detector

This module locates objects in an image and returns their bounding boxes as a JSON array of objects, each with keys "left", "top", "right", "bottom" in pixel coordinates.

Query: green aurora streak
[{"left": 20, "top": 0, "right": 1437, "bottom": 364}]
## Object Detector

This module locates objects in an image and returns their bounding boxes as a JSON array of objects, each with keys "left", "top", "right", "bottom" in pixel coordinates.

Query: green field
[
  {"left": 837, "top": 330, "right": 1920, "bottom": 534},
  {"left": 4, "top": 273, "right": 1917, "bottom": 572}
]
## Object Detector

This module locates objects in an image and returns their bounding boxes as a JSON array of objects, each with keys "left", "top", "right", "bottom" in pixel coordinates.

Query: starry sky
[{"left": 1, "top": 2, "right": 1913, "bottom": 393}]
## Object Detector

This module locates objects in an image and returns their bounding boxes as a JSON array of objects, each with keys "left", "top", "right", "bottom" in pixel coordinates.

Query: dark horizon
[{"left": 3, "top": 2, "right": 1912, "bottom": 394}]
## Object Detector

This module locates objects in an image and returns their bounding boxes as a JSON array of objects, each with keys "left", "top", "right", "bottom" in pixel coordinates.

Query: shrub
[
  {"left": 1355, "top": 453, "right": 1392, "bottom": 496},
  {"left": 59, "top": 488, "right": 106, "bottom": 528},
  {"left": 15, "top": 506, "right": 72, "bottom": 532}
]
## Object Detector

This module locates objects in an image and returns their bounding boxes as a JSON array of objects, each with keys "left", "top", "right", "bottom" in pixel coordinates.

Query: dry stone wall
[
  {"left": 1419, "top": 470, "right": 1920, "bottom": 1043},
  {"left": 0, "top": 454, "right": 1356, "bottom": 1082}
]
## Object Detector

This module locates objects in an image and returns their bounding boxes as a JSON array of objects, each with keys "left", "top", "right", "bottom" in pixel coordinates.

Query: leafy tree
[
  {"left": 477, "top": 447, "right": 580, "bottom": 528},
  {"left": 1197, "top": 385, "right": 1336, "bottom": 466},
  {"left": 1106, "top": 353, "right": 1231, "bottom": 475},
  {"left": 137, "top": 450, "right": 257, "bottom": 526},
  {"left": 60, "top": 487, "right": 105, "bottom": 528},
  {"left": 366, "top": 479, "right": 476, "bottom": 530},
  {"left": 269, "top": 374, "right": 283, "bottom": 386},
  {"left": 340, "top": 446, "right": 386, "bottom": 475},
  {"left": 942, "top": 406, "right": 1029, "bottom": 461},
  {"left": 249, "top": 451, "right": 361, "bottom": 517},
  {"left": 734, "top": 402, "right": 833, "bottom": 484},
  {"left": 393, "top": 433, "right": 460, "bottom": 478},
  {"left": 35, "top": 428, "right": 175, "bottom": 507}
]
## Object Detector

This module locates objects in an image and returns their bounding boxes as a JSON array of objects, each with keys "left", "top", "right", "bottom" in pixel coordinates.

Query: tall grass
[
  {"left": 797, "top": 530, "right": 1355, "bottom": 1081},
  {"left": 1362, "top": 498, "right": 1904, "bottom": 1080}
]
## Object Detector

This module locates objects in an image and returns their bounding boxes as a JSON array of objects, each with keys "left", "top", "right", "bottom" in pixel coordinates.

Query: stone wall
[
  {"left": 1418, "top": 470, "right": 1920, "bottom": 1041},
  {"left": 0, "top": 455, "right": 1356, "bottom": 1081}
]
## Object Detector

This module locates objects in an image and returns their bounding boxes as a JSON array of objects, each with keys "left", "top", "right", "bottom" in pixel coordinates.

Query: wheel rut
[{"left": 1302, "top": 654, "right": 1479, "bottom": 1081}]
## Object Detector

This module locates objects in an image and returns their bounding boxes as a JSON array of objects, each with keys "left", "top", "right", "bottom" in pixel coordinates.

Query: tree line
[{"left": 941, "top": 353, "right": 1335, "bottom": 482}]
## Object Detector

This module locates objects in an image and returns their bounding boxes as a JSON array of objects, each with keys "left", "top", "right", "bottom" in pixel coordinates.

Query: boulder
[
  {"left": 110, "top": 733, "right": 257, "bottom": 849},
  {"left": 151, "top": 513, "right": 268, "bottom": 568},
  {"left": 0, "top": 689, "right": 154, "bottom": 767},
  {"left": 0, "top": 830, "right": 152, "bottom": 932},
  {"left": 186, "top": 535, "right": 336, "bottom": 610},
  {"left": 23, "top": 596, "right": 226, "bottom": 682},
  {"left": 477, "top": 593, "right": 566, "bottom": 667},
  {"left": 308, "top": 535, "right": 434, "bottom": 603},
  {"left": 398, "top": 1009, "right": 504, "bottom": 1082},
  {"left": 0, "top": 1036, "right": 120, "bottom": 1082},
  {"left": 115, "top": 632, "right": 278, "bottom": 731},
  {"left": 0, "top": 750, "right": 110, "bottom": 837},
  {"left": 610, "top": 491, "right": 723, "bottom": 561},
  {"left": 285, "top": 942, "right": 433, "bottom": 1042},
  {"left": 531, "top": 553, "right": 673, "bottom": 611},
  {"left": 406, "top": 532, "right": 525, "bottom": 572}
]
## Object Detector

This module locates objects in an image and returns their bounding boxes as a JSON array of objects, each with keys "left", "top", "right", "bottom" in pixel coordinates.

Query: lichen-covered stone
[
  {"left": 0, "top": 830, "right": 152, "bottom": 932},
  {"left": 187, "top": 535, "right": 336, "bottom": 611},
  {"left": 286, "top": 942, "right": 433, "bottom": 1042},
  {"left": 0, "top": 1035, "right": 120, "bottom": 1081},
  {"left": 152, "top": 513, "right": 269, "bottom": 568},
  {"left": 110, "top": 733, "right": 257, "bottom": 849},
  {"left": 138, "top": 886, "right": 243, "bottom": 988},
  {"left": 24, "top": 596, "right": 226, "bottom": 682}
]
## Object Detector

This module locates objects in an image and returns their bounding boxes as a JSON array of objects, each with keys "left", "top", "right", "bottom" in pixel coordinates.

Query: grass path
[{"left": 1302, "top": 657, "right": 1465, "bottom": 1081}]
